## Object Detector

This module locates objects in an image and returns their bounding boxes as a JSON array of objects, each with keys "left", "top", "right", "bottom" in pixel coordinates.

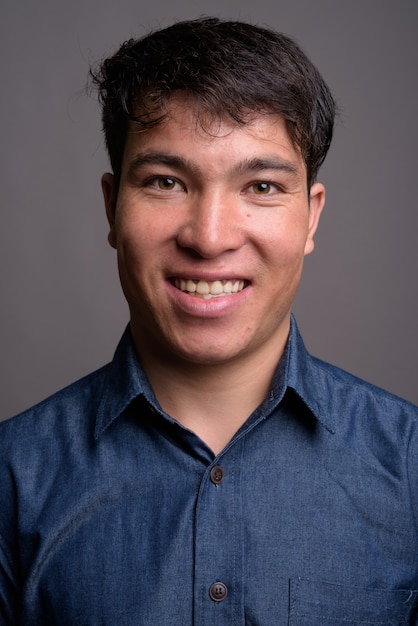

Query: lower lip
[{"left": 166, "top": 280, "right": 250, "bottom": 318}]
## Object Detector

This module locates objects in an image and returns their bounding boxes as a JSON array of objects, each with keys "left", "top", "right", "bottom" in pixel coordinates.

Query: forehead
[{"left": 122, "top": 96, "right": 306, "bottom": 177}]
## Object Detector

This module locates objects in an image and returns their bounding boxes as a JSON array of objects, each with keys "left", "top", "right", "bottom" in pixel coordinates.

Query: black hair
[{"left": 90, "top": 17, "right": 336, "bottom": 190}]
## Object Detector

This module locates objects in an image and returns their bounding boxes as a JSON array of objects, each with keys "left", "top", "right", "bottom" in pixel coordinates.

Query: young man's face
[{"left": 102, "top": 96, "right": 325, "bottom": 369}]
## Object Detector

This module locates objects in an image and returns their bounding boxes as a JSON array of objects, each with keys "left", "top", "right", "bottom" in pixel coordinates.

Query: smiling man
[
  {"left": 1, "top": 17, "right": 418, "bottom": 625},
  {"left": 102, "top": 100, "right": 324, "bottom": 454}
]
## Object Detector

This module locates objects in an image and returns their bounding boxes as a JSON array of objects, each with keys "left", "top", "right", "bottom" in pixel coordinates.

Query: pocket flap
[{"left": 289, "top": 578, "right": 417, "bottom": 625}]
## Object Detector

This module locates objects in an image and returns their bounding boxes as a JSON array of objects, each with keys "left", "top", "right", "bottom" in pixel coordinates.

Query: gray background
[{"left": 1, "top": 0, "right": 417, "bottom": 420}]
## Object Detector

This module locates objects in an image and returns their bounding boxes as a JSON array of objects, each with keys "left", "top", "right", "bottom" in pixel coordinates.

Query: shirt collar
[
  {"left": 94, "top": 326, "right": 158, "bottom": 439},
  {"left": 285, "top": 315, "right": 336, "bottom": 434},
  {"left": 95, "top": 316, "right": 336, "bottom": 439}
]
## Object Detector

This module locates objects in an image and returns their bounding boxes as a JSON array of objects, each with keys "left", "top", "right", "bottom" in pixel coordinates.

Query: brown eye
[
  {"left": 253, "top": 182, "right": 271, "bottom": 194},
  {"left": 157, "top": 177, "right": 177, "bottom": 190}
]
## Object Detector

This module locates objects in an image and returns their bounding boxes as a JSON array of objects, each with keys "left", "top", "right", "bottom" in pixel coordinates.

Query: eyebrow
[
  {"left": 127, "top": 153, "right": 201, "bottom": 178},
  {"left": 231, "top": 156, "right": 301, "bottom": 179},
  {"left": 127, "top": 151, "right": 301, "bottom": 181}
]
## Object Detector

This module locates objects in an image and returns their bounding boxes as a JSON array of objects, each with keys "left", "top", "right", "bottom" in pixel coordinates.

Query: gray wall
[{"left": 1, "top": 0, "right": 417, "bottom": 419}]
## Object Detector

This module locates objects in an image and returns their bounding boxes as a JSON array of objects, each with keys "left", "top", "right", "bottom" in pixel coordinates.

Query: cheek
[
  {"left": 261, "top": 224, "right": 310, "bottom": 267},
  {"left": 115, "top": 217, "right": 171, "bottom": 292},
  {"left": 116, "top": 211, "right": 157, "bottom": 255},
  {"left": 115, "top": 226, "right": 149, "bottom": 289},
  {"left": 116, "top": 202, "right": 175, "bottom": 244}
]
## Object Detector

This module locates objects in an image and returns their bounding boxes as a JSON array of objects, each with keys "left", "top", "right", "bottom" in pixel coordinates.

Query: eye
[
  {"left": 252, "top": 182, "right": 273, "bottom": 195},
  {"left": 156, "top": 177, "right": 178, "bottom": 190}
]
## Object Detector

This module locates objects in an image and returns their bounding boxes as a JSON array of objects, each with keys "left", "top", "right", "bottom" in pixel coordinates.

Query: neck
[{"left": 134, "top": 334, "right": 288, "bottom": 455}]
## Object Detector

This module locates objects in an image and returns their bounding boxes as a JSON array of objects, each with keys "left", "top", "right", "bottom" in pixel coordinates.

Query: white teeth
[
  {"left": 173, "top": 278, "right": 246, "bottom": 298},
  {"left": 210, "top": 280, "right": 224, "bottom": 295},
  {"left": 196, "top": 280, "right": 210, "bottom": 295},
  {"left": 186, "top": 279, "right": 196, "bottom": 293}
]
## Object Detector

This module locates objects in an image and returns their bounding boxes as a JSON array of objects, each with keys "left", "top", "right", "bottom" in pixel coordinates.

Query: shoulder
[
  {"left": 0, "top": 364, "right": 111, "bottom": 535},
  {"left": 306, "top": 356, "right": 418, "bottom": 529},
  {"left": 288, "top": 318, "right": 418, "bottom": 436},
  {"left": 0, "top": 364, "right": 110, "bottom": 452},
  {"left": 310, "top": 354, "right": 418, "bottom": 418},
  {"left": 304, "top": 355, "right": 418, "bottom": 473},
  {"left": 0, "top": 363, "right": 112, "bottom": 594}
]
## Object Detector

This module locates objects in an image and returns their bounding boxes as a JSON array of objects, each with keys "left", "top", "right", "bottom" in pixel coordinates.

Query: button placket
[{"left": 194, "top": 447, "right": 244, "bottom": 624}]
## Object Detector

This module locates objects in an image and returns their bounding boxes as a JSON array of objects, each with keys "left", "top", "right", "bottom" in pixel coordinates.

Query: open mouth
[{"left": 172, "top": 278, "right": 247, "bottom": 299}]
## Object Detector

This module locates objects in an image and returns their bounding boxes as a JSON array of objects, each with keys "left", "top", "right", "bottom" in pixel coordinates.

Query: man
[{"left": 1, "top": 17, "right": 417, "bottom": 624}]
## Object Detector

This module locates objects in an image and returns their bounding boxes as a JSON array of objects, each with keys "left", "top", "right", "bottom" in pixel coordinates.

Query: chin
[{"left": 158, "top": 333, "right": 243, "bottom": 366}]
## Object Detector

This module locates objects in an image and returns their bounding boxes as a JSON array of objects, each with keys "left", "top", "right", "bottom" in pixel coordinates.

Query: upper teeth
[{"left": 174, "top": 279, "right": 245, "bottom": 298}]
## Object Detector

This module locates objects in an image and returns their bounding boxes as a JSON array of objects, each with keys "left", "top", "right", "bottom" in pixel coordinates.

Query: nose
[{"left": 176, "top": 190, "right": 246, "bottom": 258}]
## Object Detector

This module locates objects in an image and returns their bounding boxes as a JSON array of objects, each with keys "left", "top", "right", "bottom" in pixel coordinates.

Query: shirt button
[
  {"left": 210, "top": 465, "right": 224, "bottom": 485},
  {"left": 209, "top": 582, "right": 228, "bottom": 602}
]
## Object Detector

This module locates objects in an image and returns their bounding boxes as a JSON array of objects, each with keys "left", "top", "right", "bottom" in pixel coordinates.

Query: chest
[{"left": 18, "top": 416, "right": 418, "bottom": 624}]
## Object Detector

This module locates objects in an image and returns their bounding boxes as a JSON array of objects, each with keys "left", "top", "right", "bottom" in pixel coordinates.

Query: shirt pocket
[{"left": 289, "top": 578, "right": 417, "bottom": 625}]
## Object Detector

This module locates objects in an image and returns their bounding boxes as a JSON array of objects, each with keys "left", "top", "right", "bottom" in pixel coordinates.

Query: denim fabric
[{"left": 1, "top": 317, "right": 418, "bottom": 625}]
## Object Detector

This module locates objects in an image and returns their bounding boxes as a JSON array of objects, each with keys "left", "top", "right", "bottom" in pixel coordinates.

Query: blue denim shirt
[{"left": 1, "top": 317, "right": 418, "bottom": 625}]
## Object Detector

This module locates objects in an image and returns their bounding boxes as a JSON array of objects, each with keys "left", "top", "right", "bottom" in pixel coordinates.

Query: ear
[
  {"left": 304, "top": 182, "right": 325, "bottom": 256},
  {"left": 101, "top": 173, "right": 117, "bottom": 249}
]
